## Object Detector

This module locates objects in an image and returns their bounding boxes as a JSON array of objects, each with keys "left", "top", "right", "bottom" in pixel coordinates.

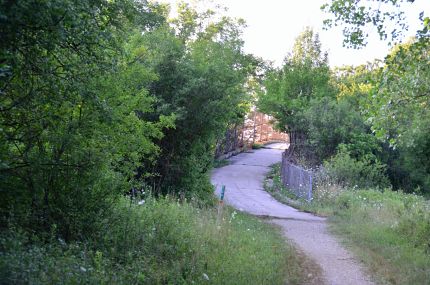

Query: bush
[
  {"left": 252, "top": 143, "right": 264, "bottom": 149},
  {"left": 398, "top": 118, "right": 430, "bottom": 194},
  {"left": 322, "top": 146, "right": 390, "bottom": 189},
  {"left": 0, "top": 0, "right": 167, "bottom": 240},
  {"left": 305, "top": 97, "right": 369, "bottom": 163},
  {"left": 0, "top": 198, "right": 297, "bottom": 285}
]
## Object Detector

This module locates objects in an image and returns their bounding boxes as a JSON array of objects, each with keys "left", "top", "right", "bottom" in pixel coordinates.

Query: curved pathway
[{"left": 211, "top": 144, "right": 375, "bottom": 285}]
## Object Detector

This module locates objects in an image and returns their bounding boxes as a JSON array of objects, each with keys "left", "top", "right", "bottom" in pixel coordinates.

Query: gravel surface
[{"left": 211, "top": 144, "right": 375, "bottom": 285}]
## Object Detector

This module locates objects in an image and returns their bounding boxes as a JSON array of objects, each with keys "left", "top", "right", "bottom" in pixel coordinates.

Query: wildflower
[
  {"left": 58, "top": 238, "right": 66, "bottom": 246},
  {"left": 202, "top": 273, "right": 209, "bottom": 281}
]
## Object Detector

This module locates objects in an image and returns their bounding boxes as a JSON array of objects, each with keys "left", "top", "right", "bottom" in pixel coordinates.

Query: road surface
[{"left": 211, "top": 143, "right": 375, "bottom": 285}]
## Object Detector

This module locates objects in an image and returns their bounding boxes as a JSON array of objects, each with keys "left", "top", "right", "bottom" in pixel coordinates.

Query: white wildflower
[{"left": 202, "top": 273, "right": 209, "bottom": 281}]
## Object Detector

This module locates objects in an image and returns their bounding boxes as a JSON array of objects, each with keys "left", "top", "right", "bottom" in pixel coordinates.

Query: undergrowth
[
  {"left": 213, "top": 158, "right": 230, "bottom": 168},
  {"left": 265, "top": 163, "right": 430, "bottom": 285},
  {"left": 0, "top": 197, "right": 303, "bottom": 285}
]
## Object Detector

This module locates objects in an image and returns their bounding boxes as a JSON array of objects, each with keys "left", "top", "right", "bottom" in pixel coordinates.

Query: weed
[
  {"left": 252, "top": 143, "right": 264, "bottom": 149},
  {"left": 0, "top": 197, "right": 302, "bottom": 284},
  {"left": 264, "top": 163, "right": 430, "bottom": 284},
  {"left": 213, "top": 159, "right": 230, "bottom": 168}
]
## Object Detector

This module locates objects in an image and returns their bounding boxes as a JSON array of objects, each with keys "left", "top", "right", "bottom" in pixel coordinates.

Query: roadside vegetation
[
  {"left": 265, "top": 164, "right": 430, "bottom": 284},
  {"left": 1, "top": 197, "right": 305, "bottom": 284},
  {"left": 1, "top": 0, "right": 428, "bottom": 284},
  {"left": 213, "top": 159, "right": 230, "bottom": 168},
  {"left": 251, "top": 143, "right": 264, "bottom": 149},
  {"left": 260, "top": 2, "right": 430, "bottom": 284},
  {"left": 0, "top": 1, "right": 306, "bottom": 284}
]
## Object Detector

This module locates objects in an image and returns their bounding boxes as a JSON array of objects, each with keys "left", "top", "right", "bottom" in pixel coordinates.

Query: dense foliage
[
  {"left": 321, "top": 0, "right": 430, "bottom": 192},
  {"left": 258, "top": 23, "right": 429, "bottom": 193},
  {"left": 258, "top": 28, "right": 335, "bottom": 163},
  {"left": 137, "top": 5, "right": 255, "bottom": 198},
  {"left": 0, "top": 0, "right": 255, "bottom": 240},
  {"left": 1, "top": 1, "right": 293, "bottom": 283},
  {"left": 0, "top": 0, "right": 170, "bottom": 239}
]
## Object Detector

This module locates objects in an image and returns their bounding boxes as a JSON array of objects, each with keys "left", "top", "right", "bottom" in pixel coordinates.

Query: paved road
[
  {"left": 212, "top": 144, "right": 323, "bottom": 222},
  {"left": 211, "top": 144, "right": 375, "bottom": 285}
]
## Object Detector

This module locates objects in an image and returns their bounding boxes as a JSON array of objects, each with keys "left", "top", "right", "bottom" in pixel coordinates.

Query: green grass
[
  {"left": 265, "top": 163, "right": 430, "bottom": 284},
  {"left": 0, "top": 197, "right": 305, "bottom": 284},
  {"left": 264, "top": 163, "right": 314, "bottom": 212},
  {"left": 329, "top": 190, "right": 430, "bottom": 285},
  {"left": 252, "top": 143, "right": 264, "bottom": 149},
  {"left": 213, "top": 158, "right": 230, "bottom": 168}
]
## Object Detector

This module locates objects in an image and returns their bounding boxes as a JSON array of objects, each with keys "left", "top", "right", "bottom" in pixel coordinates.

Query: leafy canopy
[
  {"left": 321, "top": 0, "right": 429, "bottom": 48},
  {"left": 258, "top": 27, "right": 333, "bottom": 134}
]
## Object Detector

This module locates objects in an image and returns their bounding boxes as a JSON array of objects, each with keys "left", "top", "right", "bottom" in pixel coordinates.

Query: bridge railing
[{"left": 280, "top": 154, "right": 313, "bottom": 201}]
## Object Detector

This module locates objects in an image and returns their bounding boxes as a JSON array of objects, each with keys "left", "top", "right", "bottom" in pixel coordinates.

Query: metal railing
[{"left": 280, "top": 155, "right": 313, "bottom": 201}]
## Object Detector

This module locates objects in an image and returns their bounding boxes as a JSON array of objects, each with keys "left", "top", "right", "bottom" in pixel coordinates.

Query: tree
[
  {"left": 365, "top": 39, "right": 430, "bottom": 145},
  {"left": 133, "top": 3, "right": 254, "bottom": 199},
  {"left": 321, "top": 0, "right": 430, "bottom": 48},
  {"left": 258, "top": 28, "right": 334, "bottom": 162},
  {"left": 323, "top": 0, "right": 430, "bottom": 193},
  {"left": 0, "top": 0, "right": 169, "bottom": 239},
  {"left": 305, "top": 96, "right": 376, "bottom": 163},
  {"left": 366, "top": 39, "right": 430, "bottom": 192}
]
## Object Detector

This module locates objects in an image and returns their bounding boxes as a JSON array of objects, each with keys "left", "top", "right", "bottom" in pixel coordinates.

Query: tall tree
[
  {"left": 135, "top": 2, "right": 254, "bottom": 199},
  {"left": 258, "top": 28, "right": 334, "bottom": 162},
  {"left": 366, "top": 39, "right": 430, "bottom": 192},
  {"left": 0, "top": 0, "right": 169, "bottom": 239},
  {"left": 321, "top": 0, "right": 429, "bottom": 48},
  {"left": 323, "top": 0, "right": 430, "bottom": 192}
]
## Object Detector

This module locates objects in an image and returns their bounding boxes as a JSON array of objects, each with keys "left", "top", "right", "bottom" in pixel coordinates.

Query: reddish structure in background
[
  {"left": 243, "top": 111, "right": 289, "bottom": 144},
  {"left": 215, "top": 110, "right": 289, "bottom": 158}
]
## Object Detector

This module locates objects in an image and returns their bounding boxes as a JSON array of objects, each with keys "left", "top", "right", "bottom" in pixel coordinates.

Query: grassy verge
[
  {"left": 213, "top": 158, "right": 230, "bottom": 168},
  {"left": 264, "top": 163, "right": 319, "bottom": 213},
  {"left": 0, "top": 197, "right": 305, "bottom": 285},
  {"left": 252, "top": 143, "right": 264, "bottom": 149},
  {"left": 264, "top": 163, "right": 430, "bottom": 285}
]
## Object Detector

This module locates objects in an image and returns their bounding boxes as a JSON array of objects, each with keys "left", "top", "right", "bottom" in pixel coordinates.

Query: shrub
[
  {"left": 264, "top": 162, "right": 430, "bottom": 284},
  {"left": 0, "top": 198, "right": 296, "bottom": 285},
  {"left": 252, "top": 143, "right": 264, "bottom": 149},
  {"left": 322, "top": 146, "right": 390, "bottom": 189},
  {"left": 0, "top": 0, "right": 168, "bottom": 240},
  {"left": 305, "top": 97, "right": 369, "bottom": 163}
]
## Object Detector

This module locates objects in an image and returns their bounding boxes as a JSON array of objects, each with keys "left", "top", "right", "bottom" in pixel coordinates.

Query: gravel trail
[{"left": 211, "top": 144, "right": 375, "bottom": 285}]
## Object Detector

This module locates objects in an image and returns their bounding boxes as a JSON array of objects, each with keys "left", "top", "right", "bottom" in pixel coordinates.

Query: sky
[{"left": 155, "top": 0, "right": 428, "bottom": 67}]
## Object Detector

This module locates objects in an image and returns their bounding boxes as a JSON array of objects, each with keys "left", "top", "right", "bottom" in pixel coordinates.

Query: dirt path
[{"left": 211, "top": 144, "right": 375, "bottom": 285}]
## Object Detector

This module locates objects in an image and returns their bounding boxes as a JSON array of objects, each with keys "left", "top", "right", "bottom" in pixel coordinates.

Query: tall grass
[
  {"left": 265, "top": 163, "right": 430, "bottom": 284},
  {"left": 330, "top": 190, "right": 430, "bottom": 285},
  {"left": 1, "top": 197, "right": 303, "bottom": 284}
]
